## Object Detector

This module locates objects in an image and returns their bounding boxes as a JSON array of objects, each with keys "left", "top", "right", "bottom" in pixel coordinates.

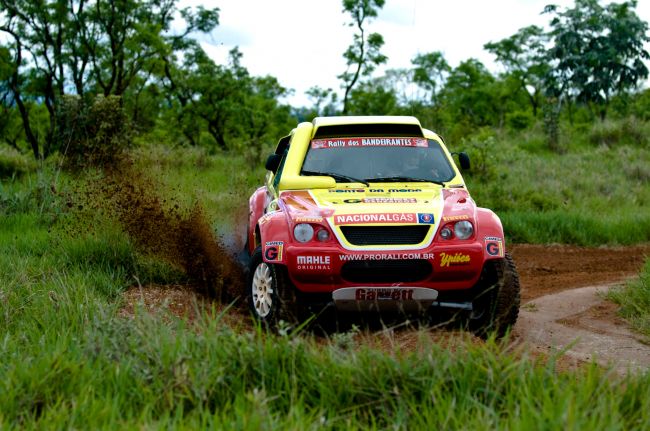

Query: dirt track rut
[{"left": 514, "top": 284, "right": 650, "bottom": 374}]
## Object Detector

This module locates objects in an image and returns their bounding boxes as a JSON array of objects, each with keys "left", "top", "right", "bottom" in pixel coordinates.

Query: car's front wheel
[
  {"left": 247, "top": 246, "right": 297, "bottom": 326},
  {"left": 470, "top": 253, "right": 521, "bottom": 338}
]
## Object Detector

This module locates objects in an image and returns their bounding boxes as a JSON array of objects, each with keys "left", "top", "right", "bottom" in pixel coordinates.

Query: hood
[{"left": 278, "top": 185, "right": 475, "bottom": 250}]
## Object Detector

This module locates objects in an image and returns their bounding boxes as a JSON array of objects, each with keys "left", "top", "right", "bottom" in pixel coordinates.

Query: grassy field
[
  {"left": 1, "top": 133, "right": 650, "bottom": 428},
  {"left": 1, "top": 213, "right": 649, "bottom": 428},
  {"left": 457, "top": 119, "right": 650, "bottom": 245}
]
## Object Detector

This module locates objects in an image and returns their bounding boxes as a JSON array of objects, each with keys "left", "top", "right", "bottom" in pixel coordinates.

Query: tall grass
[
  {"left": 608, "top": 258, "right": 650, "bottom": 338},
  {"left": 1, "top": 133, "right": 650, "bottom": 428},
  {"left": 1, "top": 263, "right": 649, "bottom": 429},
  {"left": 460, "top": 122, "right": 650, "bottom": 245}
]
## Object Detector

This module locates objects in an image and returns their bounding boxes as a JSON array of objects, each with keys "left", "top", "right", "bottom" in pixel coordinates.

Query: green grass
[
  {"left": 608, "top": 258, "right": 650, "bottom": 339},
  {"left": 1, "top": 133, "right": 650, "bottom": 428},
  {"left": 460, "top": 124, "right": 650, "bottom": 245}
]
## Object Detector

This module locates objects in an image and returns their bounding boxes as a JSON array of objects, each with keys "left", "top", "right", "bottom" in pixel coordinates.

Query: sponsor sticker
[
  {"left": 356, "top": 288, "right": 414, "bottom": 301},
  {"left": 439, "top": 252, "right": 471, "bottom": 267},
  {"left": 486, "top": 240, "right": 504, "bottom": 257},
  {"left": 327, "top": 188, "right": 423, "bottom": 193},
  {"left": 341, "top": 197, "right": 418, "bottom": 204},
  {"left": 334, "top": 212, "right": 417, "bottom": 225},
  {"left": 264, "top": 241, "right": 283, "bottom": 261},
  {"left": 442, "top": 215, "right": 470, "bottom": 222},
  {"left": 339, "top": 253, "right": 434, "bottom": 261},
  {"left": 387, "top": 188, "right": 423, "bottom": 193},
  {"left": 295, "top": 216, "right": 323, "bottom": 223},
  {"left": 417, "top": 213, "right": 435, "bottom": 224},
  {"left": 296, "top": 255, "right": 331, "bottom": 270},
  {"left": 328, "top": 188, "right": 367, "bottom": 193},
  {"left": 311, "top": 137, "right": 428, "bottom": 149}
]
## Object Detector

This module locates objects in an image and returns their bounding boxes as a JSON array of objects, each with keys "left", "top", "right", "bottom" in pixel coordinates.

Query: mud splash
[{"left": 81, "top": 158, "right": 245, "bottom": 300}]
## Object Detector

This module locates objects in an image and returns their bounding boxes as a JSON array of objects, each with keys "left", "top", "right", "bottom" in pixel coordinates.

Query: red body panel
[{"left": 248, "top": 186, "right": 507, "bottom": 295}]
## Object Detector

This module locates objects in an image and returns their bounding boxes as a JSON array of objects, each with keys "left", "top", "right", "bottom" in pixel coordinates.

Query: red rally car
[{"left": 245, "top": 116, "right": 520, "bottom": 336}]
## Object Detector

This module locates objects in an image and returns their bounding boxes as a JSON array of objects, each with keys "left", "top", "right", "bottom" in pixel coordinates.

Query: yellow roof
[{"left": 312, "top": 116, "right": 421, "bottom": 127}]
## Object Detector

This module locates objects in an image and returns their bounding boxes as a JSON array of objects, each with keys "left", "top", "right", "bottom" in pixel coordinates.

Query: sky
[{"left": 187, "top": 0, "right": 650, "bottom": 107}]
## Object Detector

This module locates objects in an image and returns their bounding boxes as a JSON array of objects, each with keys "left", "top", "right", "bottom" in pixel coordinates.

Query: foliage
[
  {"left": 411, "top": 51, "right": 450, "bottom": 103},
  {"left": 0, "top": 146, "right": 37, "bottom": 178},
  {"left": 485, "top": 25, "right": 549, "bottom": 117},
  {"left": 0, "top": 0, "right": 219, "bottom": 159},
  {"left": 157, "top": 47, "right": 293, "bottom": 153},
  {"left": 588, "top": 116, "right": 649, "bottom": 148},
  {"left": 459, "top": 129, "right": 497, "bottom": 181},
  {"left": 345, "top": 79, "right": 399, "bottom": 115},
  {"left": 1, "top": 0, "right": 650, "bottom": 160},
  {"left": 544, "top": 0, "right": 650, "bottom": 119},
  {"left": 55, "top": 95, "right": 132, "bottom": 167}
]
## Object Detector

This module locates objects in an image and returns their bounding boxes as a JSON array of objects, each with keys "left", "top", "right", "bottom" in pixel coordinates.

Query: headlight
[
  {"left": 317, "top": 229, "right": 330, "bottom": 242},
  {"left": 454, "top": 221, "right": 474, "bottom": 240},
  {"left": 294, "top": 223, "right": 314, "bottom": 243},
  {"left": 440, "top": 226, "right": 453, "bottom": 240}
]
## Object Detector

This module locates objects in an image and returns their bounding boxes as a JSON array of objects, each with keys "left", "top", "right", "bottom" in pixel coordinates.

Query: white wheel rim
[{"left": 252, "top": 262, "right": 274, "bottom": 318}]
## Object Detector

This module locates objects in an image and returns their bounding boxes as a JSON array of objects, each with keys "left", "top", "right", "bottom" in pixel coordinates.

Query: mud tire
[
  {"left": 470, "top": 252, "right": 521, "bottom": 338},
  {"left": 247, "top": 246, "right": 298, "bottom": 328}
]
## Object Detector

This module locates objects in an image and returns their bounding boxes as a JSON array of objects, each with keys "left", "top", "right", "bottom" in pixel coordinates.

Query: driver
[{"left": 402, "top": 149, "right": 426, "bottom": 178}]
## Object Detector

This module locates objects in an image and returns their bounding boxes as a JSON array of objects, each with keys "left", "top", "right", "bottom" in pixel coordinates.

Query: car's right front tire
[{"left": 247, "top": 246, "right": 297, "bottom": 327}]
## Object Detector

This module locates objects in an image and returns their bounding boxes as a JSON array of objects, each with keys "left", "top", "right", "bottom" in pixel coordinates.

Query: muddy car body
[{"left": 246, "top": 116, "right": 519, "bottom": 335}]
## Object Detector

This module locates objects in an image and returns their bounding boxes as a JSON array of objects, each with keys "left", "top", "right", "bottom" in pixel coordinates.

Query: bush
[
  {"left": 0, "top": 146, "right": 37, "bottom": 178},
  {"left": 588, "top": 117, "right": 648, "bottom": 148},
  {"left": 506, "top": 110, "right": 533, "bottom": 131},
  {"left": 56, "top": 95, "right": 132, "bottom": 168},
  {"left": 461, "top": 129, "right": 497, "bottom": 181}
]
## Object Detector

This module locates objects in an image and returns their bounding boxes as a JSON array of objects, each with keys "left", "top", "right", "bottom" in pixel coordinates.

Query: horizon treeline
[{"left": 1, "top": 0, "right": 649, "bottom": 160}]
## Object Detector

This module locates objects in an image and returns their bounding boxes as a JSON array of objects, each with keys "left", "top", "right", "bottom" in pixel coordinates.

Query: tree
[
  {"left": 411, "top": 51, "right": 450, "bottom": 103},
  {"left": 338, "top": 0, "right": 387, "bottom": 114},
  {"left": 306, "top": 86, "right": 338, "bottom": 117},
  {"left": 345, "top": 79, "right": 398, "bottom": 115},
  {"left": 160, "top": 47, "right": 292, "bottom": 151},
  {"left": 484, "top": 26, "right": 549, "bottom": 116},
  {"left": 544, "top": 0, "right": 650, "bottom": 120},
  {"left": 0, "top": 0, "right": 219, "bottom": 158},
  {"left": 441, "top": 59, "right": 498, "bottom": 125}
]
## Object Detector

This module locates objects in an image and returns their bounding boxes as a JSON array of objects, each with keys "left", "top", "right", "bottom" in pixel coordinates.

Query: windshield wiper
[
  {"left": 366, "top": 176, "right": 445, "bottom": 186},
  {"left": 302, "top": 170, "right": 370, "bottom": 186}
]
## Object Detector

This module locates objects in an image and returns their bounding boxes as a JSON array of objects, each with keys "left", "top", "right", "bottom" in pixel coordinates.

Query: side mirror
[
  {"left": 265, "top": 154, "right": 282, "bottom": 173},
  {"left": 457, "top": 152, "right": 470, "bottom": 170}
]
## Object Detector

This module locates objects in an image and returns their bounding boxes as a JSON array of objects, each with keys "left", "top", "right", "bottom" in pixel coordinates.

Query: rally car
[{"left": 246, "top": 116, "right": 520, "bottom": 336}]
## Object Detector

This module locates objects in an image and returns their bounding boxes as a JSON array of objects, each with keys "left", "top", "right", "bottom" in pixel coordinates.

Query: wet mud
[{"left": 74, "top": 158, "right": 246, "bottom": 300}]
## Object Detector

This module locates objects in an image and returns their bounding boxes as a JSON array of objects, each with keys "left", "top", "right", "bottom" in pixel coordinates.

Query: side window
[{"left": 272, "top": 145, "right": 289, "bottom": 190}]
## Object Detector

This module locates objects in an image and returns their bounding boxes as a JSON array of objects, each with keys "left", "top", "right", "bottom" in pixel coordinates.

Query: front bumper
[
  {"left": 283, "top": 241, "right": 488, "bottom": 294},
  {"left": 332, "top": 286, "right": 438, "bottom": 312}
]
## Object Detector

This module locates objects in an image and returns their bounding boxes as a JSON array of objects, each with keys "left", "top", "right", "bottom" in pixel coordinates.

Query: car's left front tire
[{"left": 247, "top": 246, "right": 298, "bottom": 327}]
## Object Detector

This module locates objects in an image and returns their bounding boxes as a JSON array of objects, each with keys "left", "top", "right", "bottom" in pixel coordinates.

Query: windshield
[{"left": 300, "top": 137, "right": 455, "bottom": 183}]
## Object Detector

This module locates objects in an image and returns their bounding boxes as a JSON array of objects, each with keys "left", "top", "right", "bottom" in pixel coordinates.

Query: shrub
[
  {"left": 506, "top": 110, "right": 533, "bottom": 131},
  {"left": 588, "top": 117, "right": 648, "bottom": 148},
  {"left": 461, "top": 129, "right": 497, "bottom": 181},
  {"left": 0, "top": 146, "right": 37, "bottom": 178},
  {"left": 56, "top": 95, "right": 132, "bottom": 168}
]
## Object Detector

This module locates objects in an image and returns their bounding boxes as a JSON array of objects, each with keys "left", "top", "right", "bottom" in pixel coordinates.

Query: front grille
[
  {"left": 341, "top": 260, "right": 432, "bottom": 283},
  {"left": 340, "top": 225, "right": 430, "bottom": 245}
]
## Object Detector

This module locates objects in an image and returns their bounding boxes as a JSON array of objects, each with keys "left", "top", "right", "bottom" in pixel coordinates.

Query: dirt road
[
  {"left": 508, "top": 244, "right": 650, "bottom": 374},
  {"left": 121, "top": 243, "right": 650, "bottom": 373}
]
